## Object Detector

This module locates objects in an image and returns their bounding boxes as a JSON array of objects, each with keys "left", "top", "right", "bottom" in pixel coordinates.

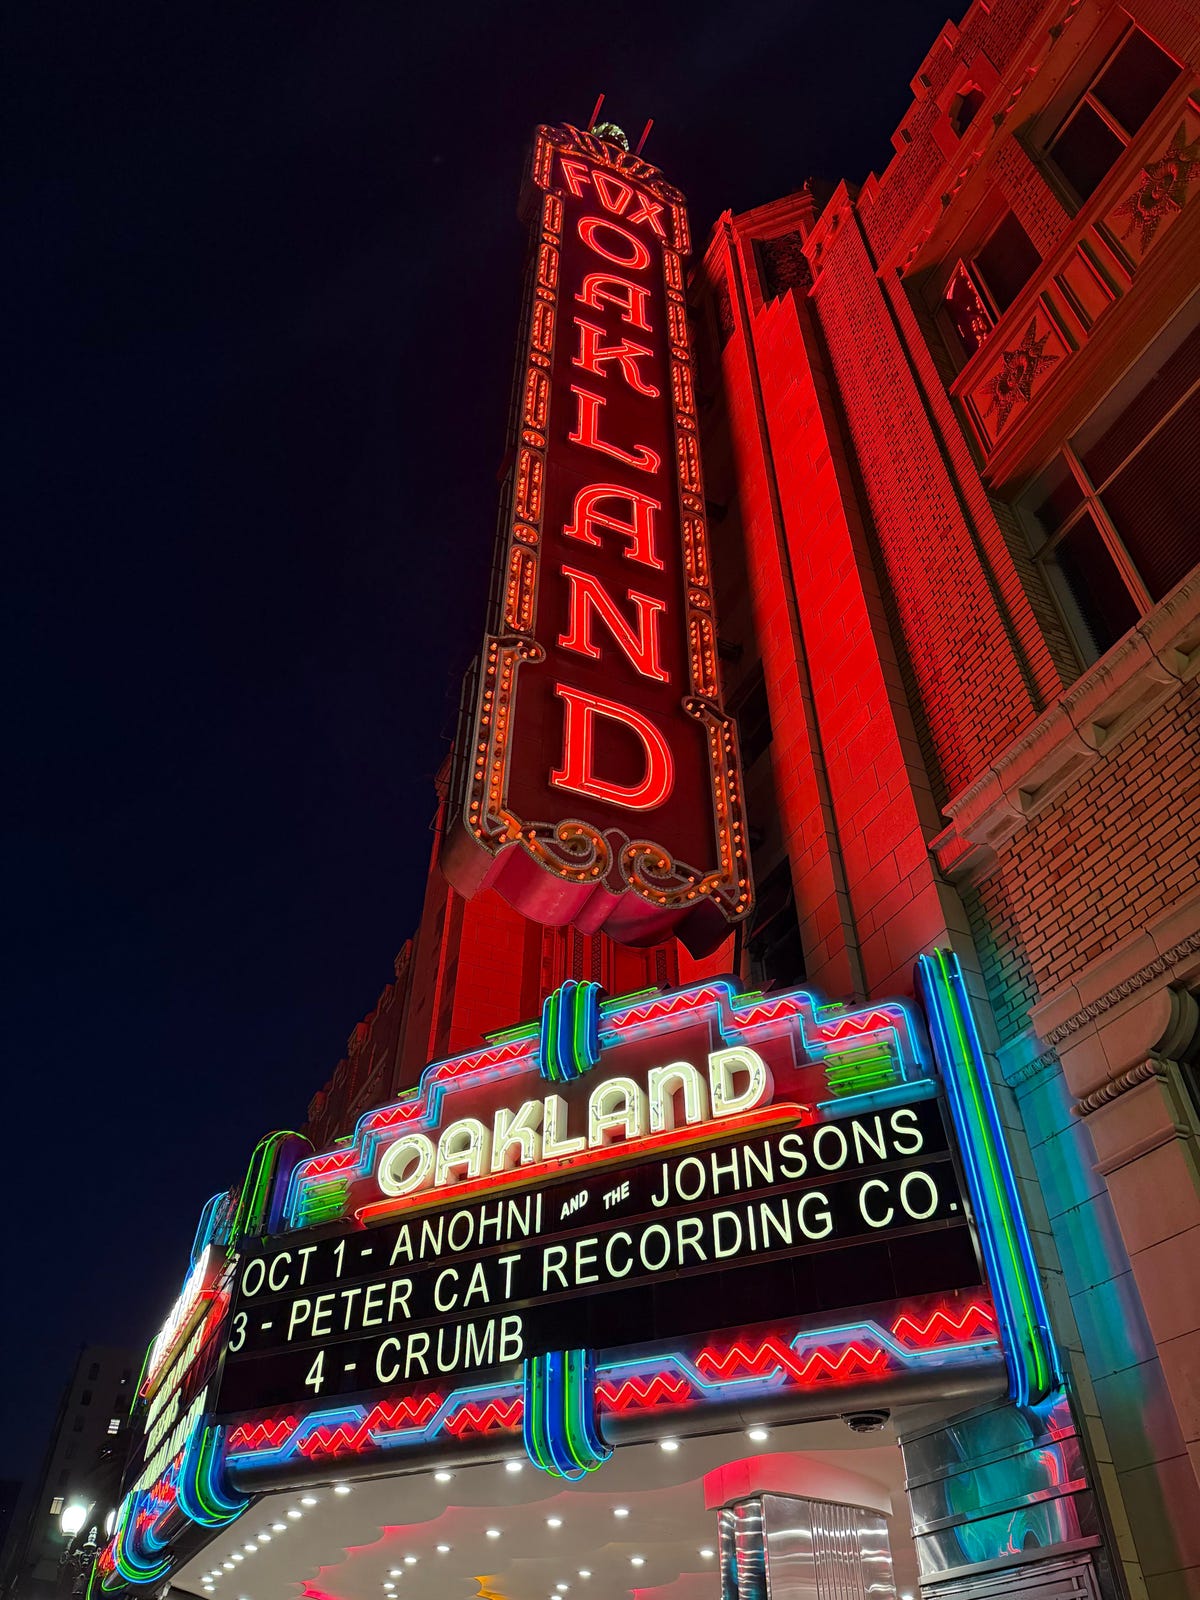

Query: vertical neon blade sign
[
  {"left": 441, "top": 125, "right": 752, "bottom": 956},
  {"left": 917, "top": 948, "right": 1058, "bottom": 1406}
]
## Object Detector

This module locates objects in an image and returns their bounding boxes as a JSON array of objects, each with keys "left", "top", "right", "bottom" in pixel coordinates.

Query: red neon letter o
[{"left": 577, "top": 216, "right": 651, "bottom": 271}]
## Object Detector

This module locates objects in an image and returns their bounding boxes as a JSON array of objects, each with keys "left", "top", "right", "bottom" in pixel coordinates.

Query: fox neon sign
[{"left": 442, "top": 124, "right": 751, "bottom": 954}]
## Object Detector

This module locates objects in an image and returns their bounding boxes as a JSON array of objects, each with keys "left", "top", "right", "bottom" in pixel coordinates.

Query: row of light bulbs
[{"left": 200, "top": 1426, "right": 775, "bottom": 1595}]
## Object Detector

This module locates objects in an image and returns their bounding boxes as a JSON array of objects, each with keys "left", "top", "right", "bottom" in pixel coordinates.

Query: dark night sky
[{"left": 3, "top": 0, "right": 954, "bottom": 1479}]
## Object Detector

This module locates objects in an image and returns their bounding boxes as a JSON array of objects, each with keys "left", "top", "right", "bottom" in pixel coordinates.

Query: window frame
[
  {"left": 1020, "top": 353, "right": 1200, "bottom": 659},
  {"left": 1042, "top": 22, "right": 1183, "bottom": 209}
]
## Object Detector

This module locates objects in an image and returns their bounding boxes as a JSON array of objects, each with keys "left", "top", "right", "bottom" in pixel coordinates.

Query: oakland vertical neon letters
[
  {"left": 569, "top": 388, "right": 661, "bottom": 473},
  {"left": 558, "top": 566, "right": 669, "bottom": 682},
  {"left": 573, "top": 319, "right": 660, "bottom": 397},
  {"left": 577, "top": 216, "right": 651, "bottom": 271},
  {"left": 576, "top": 273, "right": 652, "bottom": 331},
  {"left": 552, "top": 685, "right": 675, "bottom": 811},
  {"left": 563, "top": 485, "right": 663, "bottom": 570}
]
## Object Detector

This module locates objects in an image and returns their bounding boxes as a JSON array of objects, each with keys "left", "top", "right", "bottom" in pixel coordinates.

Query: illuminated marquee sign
[
  {"left": 209, "top": 975, "right": 1021, "bottom": 1484},
  {"left": 441, "top": 125, "right": 752, "bottom": 954},
  {"left": 94, "top": 960, "right": 1057, "bottom": 1599}
]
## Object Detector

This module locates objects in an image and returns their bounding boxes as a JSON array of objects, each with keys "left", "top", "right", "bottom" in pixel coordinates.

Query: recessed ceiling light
[
  {"left": 486, "top": 1528, "right": 502, "bottom": 1539},
  {"left": 699, "top": 1548, "right": 714, "bottom": 1559},
  {"left": 403, "top": 1556, "right": 417, "bottom": 1566},
  {"left": 383, "top": 1586, "right": 395, "bottom": 1593},
  {"left": 257, "top": 1533, "right": 272, "bottom": 1543},
  {"left": 505, "top": 1460, "right": 523, "bottom": 1474},
  {"left": 271, "top": 1522, "right": 286, "bottom": 1532},
  {"left": 334, "top": 1484, "right": 351, "bottom": 1495},
  {"left": 613, "top": 1506, "right": 629, "bottom": 1517},
  {"left": 434, "top": 1470, "right": 453, "bottom": 1483},
  {"left": 287, "top": 1509, "right": 302, "bottom": 1520},
  {"left": 223, "top": 1563, "right": 234, "bottom": 1571},
  {"left": 436, "top": 1545, "right": 451, "bottom": 1554},
  {"left": 389, "top": 1570, "right": 402, "bottom": 1578},
  {"left": 659, "top": 1437, "right": 679, "bottom": 1452},
  {"left": 557, "top": 1584, "right": 570, "bottom": 1591},
  {"left": 631, "top": 1556, "right": 645, "bottom": 1567},
  {"left": 301, "top": 1496, "right": 318, "bottom": 1506},
  {"left": 231, "top": 1554, "right": 244, "bottom": 1564},
  {"left": 747, "top": 1426, "right": 769, "bottom": 1442},
  {"left": 578, "top": 1571, "right": 591, "bottom": 1579},
  {"left": 546, "top": 1516, "right": 563, "bottom": 1528}
]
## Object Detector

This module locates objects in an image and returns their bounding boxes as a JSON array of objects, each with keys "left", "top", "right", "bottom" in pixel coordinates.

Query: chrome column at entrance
[{"left": 718, "top": 1491, "right": 897, "bottom": 1600}]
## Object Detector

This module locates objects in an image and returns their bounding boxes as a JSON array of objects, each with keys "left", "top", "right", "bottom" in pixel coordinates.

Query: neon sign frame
[{"left": 441, "top": 123, "right": 752, "bottom": 954}]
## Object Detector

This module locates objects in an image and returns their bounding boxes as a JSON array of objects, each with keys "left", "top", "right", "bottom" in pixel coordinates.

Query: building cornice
[{"left": 932, "top": 574, "right": 1200, "bottom": 878}]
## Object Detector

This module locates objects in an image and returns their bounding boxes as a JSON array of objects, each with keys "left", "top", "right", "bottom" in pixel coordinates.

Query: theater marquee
[
  {"left": 441, "top": 124, "right": 752, "bottom": 953},
  {"left": 92, "top": 959, "right": 1057, "bottom": 1593}
]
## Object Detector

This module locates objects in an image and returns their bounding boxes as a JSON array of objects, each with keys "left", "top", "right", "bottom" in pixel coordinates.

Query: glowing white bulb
[
  {"left": 257, "top": 1533, "right": 272, "bottom": 1543},
  {"left": 60, "top": 1504, "right": 89, "bottom": 1538},
  {"left": 403, "top": 1556, "right": 417, "bottom": 1566},
  {"left": 287, "top": 1509, "right": 302, "bottom": 1520},
  {"left": 505, "top": 1460, "right": 523, "bottom": 1474},
  {"left": 223, "top": 1563, "right": 234, "bottom": 1571},
  {"left": 486, "top": 1528, "right": 502, "bottom": 1539},
  {"left": 631, "top": 1556, "right": 645, "bottom": 1567},
  {"left": 578, "top": 1571, "right": 591, "bottom": 1580},
  {"left": 231, "top": 1554, "right": 244, "bottom": 1563},
  {"left": 389, "top": 1570, "right": 402, "bottom": 1577},
  {"left": 434, "top": 1470, "right": 453, "bottom": 1483},
  {"left": 659, "top": 1438, "right": 679, "bottom": 1452},
  {"left": 436, "top": 1545, "right": 451, "bottom": 1554},
  {"left": 334, "top": 1484, "right": 351, "bottom": 1496},
  {"left": 699, "top": 1548, "right": 715, "bottom": 1559},
  {"left": 272, "top": 1522, "right": 287, "bottom": 1532},
  {"left": 546, "top": 1517, "right": 563, "bottom": 1528},
  {"left": 747, "top": 1426, "right": 769, "bottom": 1442},
  {"left": 301, "top": 1495, "right": 318, "bottom": 1506},
  {"left": 613, "top": 1507, "right": 630, "bottom": 1518},
  {"left": 557, "top": 1585, "right": 570, "bottom": 1591}
]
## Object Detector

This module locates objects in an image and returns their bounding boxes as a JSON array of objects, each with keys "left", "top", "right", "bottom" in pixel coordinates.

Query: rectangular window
[
  {"left": 1020, "top": 316, "right": 1200, "bottom": 661},
  {"left": 1046, "top": 25, "right": 1181, "bottom": 203},
  {"left": 50, "top": 1497, "right": 64, "bottom": 1517},
  {"left": 107, "top": 1418, "right": 121, "bottom": 1436},
  {"left": 943, "top": 211, "right": 1041, "bottom": 359}
]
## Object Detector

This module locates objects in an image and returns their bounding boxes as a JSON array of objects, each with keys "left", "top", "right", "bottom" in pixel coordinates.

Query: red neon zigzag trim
[
  {"left": 891, "top": 1301, "right": 997, "bottom": 1346},
  {"left": 443, "top": 1397, "right": 522, "bottom": 1436},
  {"left": 597, "top": 1373, "right": 693, "bottom": 1410},
  {"left": 695, "top": 1335, "right": 890, "bottom": 1384},
  {"left": 812, "top": 1010, "right": 902, "bottom": 1041}
]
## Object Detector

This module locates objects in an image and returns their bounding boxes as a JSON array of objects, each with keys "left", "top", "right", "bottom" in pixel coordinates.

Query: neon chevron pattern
[
  {"left": 539, "top": 980, "right": 602, "bottom": 1082},
  {"left": 523, "top": 1349, "right": 612, "bottom": 1477},
  {"left": 221, "top": 1299, "right": 999, "bottom": 1475},
  {"left": 917, "top": 949, "right": 1058, "bottom": 1407}
]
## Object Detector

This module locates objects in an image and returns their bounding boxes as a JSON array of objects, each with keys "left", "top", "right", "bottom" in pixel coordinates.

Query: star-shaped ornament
[
  {"left": 1112, "top": 123, "right": 1200, "bottom": 253},
  {"left": 981, "top": 318, "right": 1060, "bottom": 428}
]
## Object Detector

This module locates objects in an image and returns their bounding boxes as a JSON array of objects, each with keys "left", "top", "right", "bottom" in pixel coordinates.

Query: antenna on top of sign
[
  {"left": 585, "top": 92, "right": 632, "bottom": 153},
  {"left": 634, "top": 119, "right": 654, "bottom": 156}
]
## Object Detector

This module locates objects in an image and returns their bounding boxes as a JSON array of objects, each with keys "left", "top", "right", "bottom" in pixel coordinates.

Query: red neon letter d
[{"left": 551, "top": 685, "right": 675, "bottom": 812}]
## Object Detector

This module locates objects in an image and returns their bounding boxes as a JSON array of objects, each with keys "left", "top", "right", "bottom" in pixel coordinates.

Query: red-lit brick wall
[{"left": 966, "top": 677, "right": 1200, "bottom": 1041}]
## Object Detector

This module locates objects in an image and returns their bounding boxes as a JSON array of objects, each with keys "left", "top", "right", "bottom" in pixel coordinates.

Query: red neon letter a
[
  {"left": 564, "top": 484, "right": 663, "bottom": 570},
  {"left": 558, "top": 565, "right": 669, "bottom": 682},
  {"left": 551, "top": 684, "right": 675, "bottom": 812}
]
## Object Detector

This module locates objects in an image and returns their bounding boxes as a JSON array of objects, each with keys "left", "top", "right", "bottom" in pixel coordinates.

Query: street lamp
[{"left": 60, "top": 1504, "right": 89, "bottom": 1539}]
